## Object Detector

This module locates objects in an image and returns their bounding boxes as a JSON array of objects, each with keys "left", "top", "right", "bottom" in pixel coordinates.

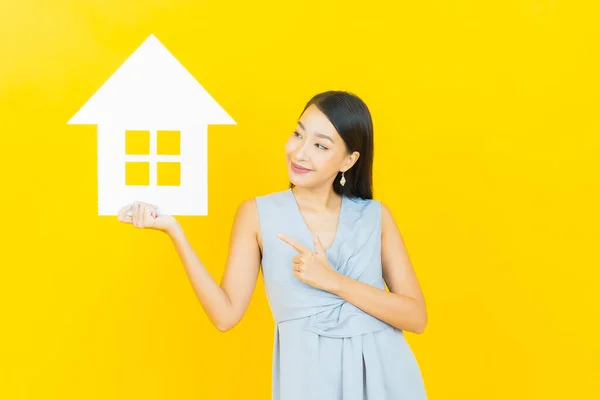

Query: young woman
[{"left": 118, "top": 90, "right": 428, "bottom": 399}]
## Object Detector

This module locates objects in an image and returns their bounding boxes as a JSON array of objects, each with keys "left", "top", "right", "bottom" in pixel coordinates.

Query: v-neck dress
[{"left": 255, "top": 188, "right": 428, "bottom": 400}]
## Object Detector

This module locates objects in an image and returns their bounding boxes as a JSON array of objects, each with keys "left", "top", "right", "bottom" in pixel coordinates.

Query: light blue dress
[{"left": 255, "top": 188, "right": 428, "bottom": 400}]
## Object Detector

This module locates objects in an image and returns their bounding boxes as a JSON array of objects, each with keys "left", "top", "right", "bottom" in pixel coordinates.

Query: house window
[
  {"left": 157, "top": 130, "right": 180, "bottom": 155},
  {"left": 125, "top": 130, "right": 150, "bottom": 155},
  {"left": 125, "top": 162, "right": 150, "bottom": 185},
  {"left": 125, "top": 130, "right": 181, "bottom": 186},
  {"left": 157, "top": 162, "right": 181, "bottom": 186}
]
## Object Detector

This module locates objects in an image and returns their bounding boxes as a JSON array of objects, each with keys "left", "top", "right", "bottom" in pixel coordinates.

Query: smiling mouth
[{"left": 291, "top": 161, "right": 312, "bottom": 171}]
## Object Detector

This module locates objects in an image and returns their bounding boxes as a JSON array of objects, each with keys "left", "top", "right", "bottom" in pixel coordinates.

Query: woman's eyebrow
[{"left": 297, "top": 121, "right": 334, "bottom": 143}]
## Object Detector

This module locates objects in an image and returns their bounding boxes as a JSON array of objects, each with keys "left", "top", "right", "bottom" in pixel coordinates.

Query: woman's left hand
[{"left": 277, "top": 232, "right": 341, "bottom": 292}]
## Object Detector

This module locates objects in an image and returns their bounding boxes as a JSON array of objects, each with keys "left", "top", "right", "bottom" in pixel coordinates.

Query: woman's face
[{"left": 285, "top": 104, "right": 352, "bottom": 188}]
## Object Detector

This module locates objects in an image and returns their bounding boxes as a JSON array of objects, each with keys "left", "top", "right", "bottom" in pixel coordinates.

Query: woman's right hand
[{"left": 118, "top": 201, "right": 179, "bottom": 235}]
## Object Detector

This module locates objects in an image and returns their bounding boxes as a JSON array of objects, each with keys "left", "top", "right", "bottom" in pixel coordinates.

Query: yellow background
[{"left": 1, "top": 0, "right": 599, "bottom": 398}]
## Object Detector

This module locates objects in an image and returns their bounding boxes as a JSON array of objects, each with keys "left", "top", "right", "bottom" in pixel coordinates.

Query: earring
[{"left": 340, "top": 171, "right": 346, "bottom": 186}]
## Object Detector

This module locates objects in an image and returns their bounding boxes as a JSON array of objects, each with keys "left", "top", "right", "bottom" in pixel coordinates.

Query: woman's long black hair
[{"left": 289, "top": 90, "right": 374, "bottom": 200}]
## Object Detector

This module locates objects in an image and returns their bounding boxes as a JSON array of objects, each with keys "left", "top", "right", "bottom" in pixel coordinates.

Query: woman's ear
[{"left": 346, "top": 151, "right": 360, "bottom": 170}]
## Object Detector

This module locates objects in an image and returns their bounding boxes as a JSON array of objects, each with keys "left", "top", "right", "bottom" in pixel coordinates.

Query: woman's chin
[{"left": 289, "top": 174, "right": 307, "bottom": 185}]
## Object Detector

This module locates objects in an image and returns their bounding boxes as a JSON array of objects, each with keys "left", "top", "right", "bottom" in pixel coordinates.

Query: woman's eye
[{"left": 293, "top": 131, "right": 327, "bottom": 150}]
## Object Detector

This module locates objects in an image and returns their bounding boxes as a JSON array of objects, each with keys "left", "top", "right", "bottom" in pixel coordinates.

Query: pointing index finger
[{"left": 277, "top": 233, "right": 309, "bottom": 254}]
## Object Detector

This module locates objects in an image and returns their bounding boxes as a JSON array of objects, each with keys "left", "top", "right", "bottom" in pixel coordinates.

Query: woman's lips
[{"left": 291, "top": 161, "right": 312, "bottom": 174}]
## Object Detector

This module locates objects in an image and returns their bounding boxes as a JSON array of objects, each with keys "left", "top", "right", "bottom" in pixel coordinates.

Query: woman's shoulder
[
  {"left": 251, "top": 187, "right": 291, "bottom": 201},
  {"left": 253, "top": 188, "right": 289, "bottom": 208},
  {"left": 346, "top": 194, "right": 381, "bottom": 211},
  {"left": 236, "top": 189, "right": 283, "bottom": 216}
]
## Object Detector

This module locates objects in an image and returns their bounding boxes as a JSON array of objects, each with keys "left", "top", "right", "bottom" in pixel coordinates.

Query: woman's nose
[{"left": 295, "top": 141, "right": 311, "bottom": 159}]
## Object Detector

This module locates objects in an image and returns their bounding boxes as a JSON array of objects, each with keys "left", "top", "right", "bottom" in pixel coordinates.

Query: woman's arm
[
  {"left": 328, "top": 201, "right": 427, "bottom": 334},
  {"left": 168, "top": 198, "right": 262, "bottom": 332}
]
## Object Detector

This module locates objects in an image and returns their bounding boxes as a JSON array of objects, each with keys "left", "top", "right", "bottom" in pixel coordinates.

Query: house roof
[{"left": 68, "top": 34, "right": 236, "bottom": 128}]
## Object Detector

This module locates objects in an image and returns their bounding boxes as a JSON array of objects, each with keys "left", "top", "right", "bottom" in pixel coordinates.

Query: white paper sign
[{"left": 68, "top": 34, "right": 236, "bottom": 216}]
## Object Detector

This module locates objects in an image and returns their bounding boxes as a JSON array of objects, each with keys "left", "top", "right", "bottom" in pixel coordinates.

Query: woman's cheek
[{"left": 284, "top": 138, "right": 297, "bottom": 154}]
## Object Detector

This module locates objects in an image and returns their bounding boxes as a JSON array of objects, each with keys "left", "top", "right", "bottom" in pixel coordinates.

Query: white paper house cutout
[{"left": 68, "top": 34, "right": 236, "bottom": 216}]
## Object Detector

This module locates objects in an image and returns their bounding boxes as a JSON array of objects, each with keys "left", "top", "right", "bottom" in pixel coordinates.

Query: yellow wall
[{"left": 1, "top": 0, "right": 599, "bottom": 398}]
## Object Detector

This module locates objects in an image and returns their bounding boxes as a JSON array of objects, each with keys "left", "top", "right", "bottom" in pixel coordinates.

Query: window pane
[
  {"left": 157, "top": 130, "right": 180, "bottom": 155},
  {"left": 125, "top": 130, "right": 150, "bottom": 155},
  {"left": 125, "top": 162, "right": 150, "bottom": 185},
  {"left": 157, "top": 162, "right": 180, "bottom": 186}
]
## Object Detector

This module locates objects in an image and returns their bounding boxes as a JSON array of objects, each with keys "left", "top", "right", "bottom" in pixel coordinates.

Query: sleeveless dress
[{"left": 255, "top": 188, "right": 428, "bottom": 400}]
